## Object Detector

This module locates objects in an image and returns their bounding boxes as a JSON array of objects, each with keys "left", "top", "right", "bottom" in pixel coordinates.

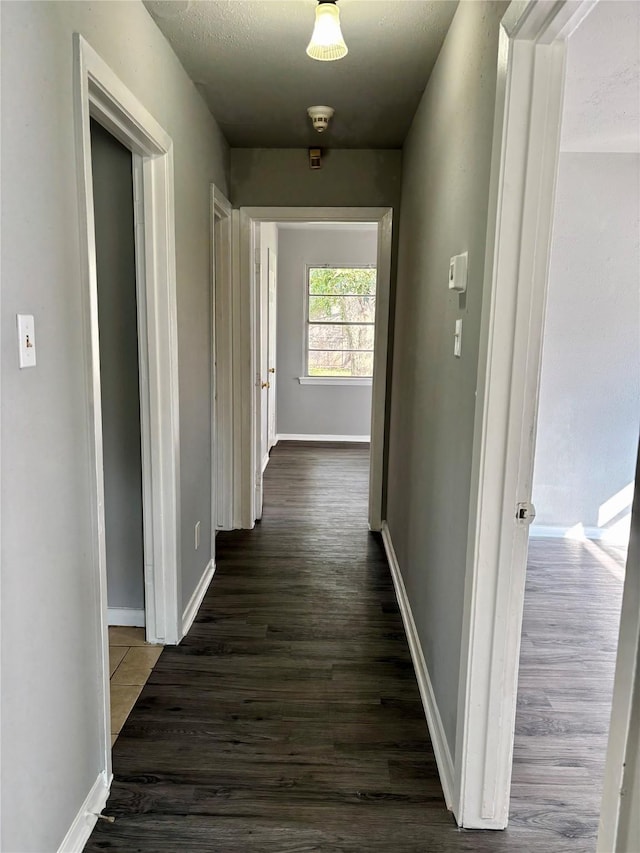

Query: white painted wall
[
  {"left": 276, "top": 226, "right": 377, "bottom": 438},
  {"left": 386, "top": 0, "right": 507, "bottom": 756},
  {"left": 531, "top": 153, "right": 640, "bottom": 543},
  {"left": 0, "top": 2, "right": 228, "bottom": 850}
]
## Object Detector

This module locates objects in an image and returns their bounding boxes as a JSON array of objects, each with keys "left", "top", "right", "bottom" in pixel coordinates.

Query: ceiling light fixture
[{"left": 306, "top": 0, "right": 348, "bottom": 62}]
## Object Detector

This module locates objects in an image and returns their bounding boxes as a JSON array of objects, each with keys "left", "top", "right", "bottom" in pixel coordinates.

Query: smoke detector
[{"left": 307, "top": 105, "right": 334, "bottom": 133}]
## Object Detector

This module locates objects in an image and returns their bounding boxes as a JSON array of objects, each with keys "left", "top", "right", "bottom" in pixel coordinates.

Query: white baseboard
[
  {"left": 182, "top": 558, "right": 215, "bottom": 638},
  {"left": 107, "top": 607, "right": 145, "bottom": 627},
  {"left": 276, "top": 433, "right": 370, "bottom": 443},
  {"left": 57, "top": 771, "right": 111, "bottom": 853},
  {"left": 262, "top": 452, "right": 270, "bottom": 473},
  {"left": 530, "top": 523, "right": 630, "bottom": 546},
  {"left": 381, "top": 521, "right": 455, "bottom": 810}
]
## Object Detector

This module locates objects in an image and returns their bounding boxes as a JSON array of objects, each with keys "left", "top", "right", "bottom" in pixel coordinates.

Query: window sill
[{"left": 298, "top": 376, "right": 373, "bottom": 386}]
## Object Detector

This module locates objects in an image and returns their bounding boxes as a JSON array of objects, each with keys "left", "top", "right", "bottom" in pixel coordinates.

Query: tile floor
[{"left": 108, "top": 626, "right": 162, "bottom": 747}]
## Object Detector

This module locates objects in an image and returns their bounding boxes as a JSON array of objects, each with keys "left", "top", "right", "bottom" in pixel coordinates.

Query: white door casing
[
  {"left": 455, "top": 0, "right": 610, "bottom": 831},
  {"left": 211, "top": 185, "right": 233, "bottom": 534},
  {"left": 74, "top": 33, "right": 181, "bottom": 787},
  {"left": 233, "top": 207, "right": 393, "bottom": 530},
  {"left": 598, "top": 443, "right": 640, "bottom": 852}
]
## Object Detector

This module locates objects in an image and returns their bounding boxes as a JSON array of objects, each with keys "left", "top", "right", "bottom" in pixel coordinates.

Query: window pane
[
  {"left": 308, "top": 350, "right": 373, "bottom": 377},
  {"left": 309, "top": 294, "right": 376, "bottom": 323},
  {"left": 309, "top": 324, "right": 375, "bottom": 352},
  {"left": 351, "top": 351, "right": 374, "bottom": 376},
  {"left": 309, "top": 267, "right": 376, "bottom": 296}
]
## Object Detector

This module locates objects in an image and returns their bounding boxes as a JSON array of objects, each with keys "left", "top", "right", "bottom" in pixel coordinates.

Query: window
[{"left": 306, "top": 266, "right": 376, "bottom": 379}]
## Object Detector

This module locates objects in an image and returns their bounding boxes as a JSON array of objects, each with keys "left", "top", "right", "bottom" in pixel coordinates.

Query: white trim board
[
  {"left": 276, "top": 434, "right": 371, "bottom": 443},
  {"left": 381, "top": 522, "right": 455, "bottom": 810},
  {"left": 73, "top": 31, "right": 181, "bottom": 799},
  {"left": 78, "top": 34, "right": 182, "bottom": 648},
  {"left": 298, "top": 376, "right": 372, "bottom": 386},
  {"left": 107, "top": 608, "right": 145, "bottom": 628},
  {"left": 598, "top": 452, "right": 640, "bottom": 852},
  {"left": 455, "top": 0, "right": 606, "bottom": 832},
  {"left": 211, "top": 185, "right": 234, "bottom": 532},
  {"left": 57, "top": 772, "right": 111, "bottom": 853},
  {"left": 277, "top": 221, "right": 378, "bottom": 232},
  {"left": 182, "top": 559, "right": 215, "bottom": 638}
]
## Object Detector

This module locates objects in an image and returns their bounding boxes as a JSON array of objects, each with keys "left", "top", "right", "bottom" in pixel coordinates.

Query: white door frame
[
  {"left": 211, "top": 185, "right": 233, "bottom": 533},
  {"left": 454, "top": 0, "right": 599, "bottom": 830},
  {"left": 598, "top": 445, "right": 640, "bottom": 852},
  {"left": 234, "top": 207, "right": 393, "bottom": 531},
  {"left": 74, "top": 34, "right": 182, "bottom": 778}
]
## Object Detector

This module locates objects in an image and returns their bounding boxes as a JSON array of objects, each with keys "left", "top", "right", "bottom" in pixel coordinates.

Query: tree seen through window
[{"left": 307, "top": 267, "right": 376, "bottom": 377}]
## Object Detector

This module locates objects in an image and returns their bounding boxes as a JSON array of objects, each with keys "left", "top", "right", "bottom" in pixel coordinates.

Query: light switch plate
[
  {"left": 17, "top": 314, "right": 36, "bottom": 368},
  {"left": 449, "top": 252, "right": 468, "bottom": 293},
  {"left": 454, "top": 318, "right": 463, "bottom": 358}
]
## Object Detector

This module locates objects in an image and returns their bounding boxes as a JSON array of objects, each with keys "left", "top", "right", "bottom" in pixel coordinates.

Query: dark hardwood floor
[{"left": 87, "top": 444, "right": 624, "bottom": 852}]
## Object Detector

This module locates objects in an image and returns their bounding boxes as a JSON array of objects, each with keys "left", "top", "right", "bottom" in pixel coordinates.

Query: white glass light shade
[{"left": 306, "top": 2, "right": 348, "bottom": 62}]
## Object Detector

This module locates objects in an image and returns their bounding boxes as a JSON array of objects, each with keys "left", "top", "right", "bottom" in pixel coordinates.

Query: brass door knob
[
  {"left": 261, "top": 381, "right": 270, "bottom": 389},
  {"left": 268, "top": 367, "right": 276, "bottom": 374}
]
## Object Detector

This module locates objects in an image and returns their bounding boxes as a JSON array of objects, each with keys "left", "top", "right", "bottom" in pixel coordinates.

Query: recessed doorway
[{"left": 230, "top": 206, "right": 393, "bottom": 531}]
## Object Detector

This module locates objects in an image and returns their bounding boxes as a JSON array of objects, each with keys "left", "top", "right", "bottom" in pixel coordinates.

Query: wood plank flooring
[
  {"left": 510, "top": 537, "right": 624, "bottom": 847},
  {"left": 87, "top": 444, "right": 623, "bottom": 852}
]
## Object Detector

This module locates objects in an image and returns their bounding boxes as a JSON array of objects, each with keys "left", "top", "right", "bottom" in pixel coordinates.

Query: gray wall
[
  {"left": 386, "top": 0, "right": 507, "bottom": 756},
  {"left": 230, "top": 148, "right": 402, "bottom": 210},
  {"left": 91, "top": 120, "right": 145, "bottom": 613},
  {"left": 0, "top": 2, "right": 228, "bottom": 850},
  {"left": 277, "top": 226, "right": 377, "bottom": 437},
  {"left": 531, "top": 156, "right": 640, "bottom": 542}
]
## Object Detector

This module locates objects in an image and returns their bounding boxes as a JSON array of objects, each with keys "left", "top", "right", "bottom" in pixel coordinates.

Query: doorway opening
[
  {"left": 89, "top": 119, "right": 166, "bottom": 746},
  {"left": 90, "top": 120, "right": 146, "bottom": 632},
  {"left": 455, "top": 1, "right": 640, "bottom": 845},
  {"left": 231, "top": 207, "right": 393, "bottom": 531},
  {"left": 74, "top": 34, "right": 181, "bottom": 779},
  {"left": 510, "top": 0, "right": 638, "bottom": 840},
  {"left": 253, "top": 221, "right": 380, "bottom": 520}
]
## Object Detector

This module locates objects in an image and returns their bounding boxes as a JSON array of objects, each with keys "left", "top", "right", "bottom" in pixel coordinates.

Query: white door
[
  {"left": 253, "top": 227, "right": 268, "bottom": 522},
  {"left": 267, "top": 249, "right": 277, "bottom": 451},
  {"left": 259, "top": 245, "right": 269, "bottom": 472}
]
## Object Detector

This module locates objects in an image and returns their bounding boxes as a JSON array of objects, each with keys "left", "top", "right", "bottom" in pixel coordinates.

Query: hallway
[{"left": 87, "top": 445, "right": 601, "bottom": 852}]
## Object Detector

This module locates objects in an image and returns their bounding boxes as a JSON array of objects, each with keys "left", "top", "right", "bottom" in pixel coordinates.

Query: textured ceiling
[
  {"left": 144, "top": 0, "right": 457, "bottom": 148},
  {"left": 561, "top": 0, "right": 640, "bottom": 153}
]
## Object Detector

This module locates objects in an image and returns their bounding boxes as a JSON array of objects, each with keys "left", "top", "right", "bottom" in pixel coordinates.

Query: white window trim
[
  {"left": 303, "top": 263, "right": 377, "bottom": 383},
  {"left": 298, "top": 376, "right": 372, "bottom": 386}
]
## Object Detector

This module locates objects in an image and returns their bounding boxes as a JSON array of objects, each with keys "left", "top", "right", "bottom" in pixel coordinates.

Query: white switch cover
[
  {"left": 17, "top": 314, "right": 36, "bottom": 368},
  {"left": 449, "top": 252, "right": 468, "bottom": 292},
  {"left": 454, "top": 319, "right": 463, "bottom": 358}
]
